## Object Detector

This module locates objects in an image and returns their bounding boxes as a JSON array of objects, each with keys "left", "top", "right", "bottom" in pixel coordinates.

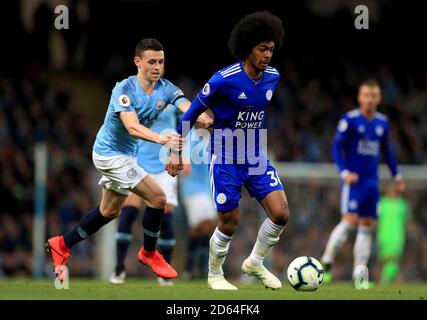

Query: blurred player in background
[
  {"left": 46, "top": 38, "right": 210, "bottom": 282},
  {"left": 109, "top": 104, "right": 182, "bottom": 286},
  {"left": 321, "top": 79, "right": 405, "bottom": 286},
  {"left": 167, "top": 11, "right": 288, "bottom": 290},
  {"left": 180, "top": 129, "right": 216, "bottom": 279},
  {"left": 377, "top": 183, "right": 409, "bottom": 284}
]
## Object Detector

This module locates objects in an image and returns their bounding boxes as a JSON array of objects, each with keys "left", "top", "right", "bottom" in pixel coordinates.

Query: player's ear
[
  {"left": 377, "top": 91, "right": 382, "bottom": 105},
  {"left": 134, "top": 56, "right": 141, "bottom": 69}
]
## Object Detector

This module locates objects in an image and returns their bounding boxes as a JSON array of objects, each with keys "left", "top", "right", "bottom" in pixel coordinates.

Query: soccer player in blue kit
[
  {"left": 321, "top": 79, "right": 405, "bottom": 285},
  {"left": 167, "top": 11, "right": 288, "bottom": 290},
  {"left": 46, "top": 38, "right": 210, "bottom": 281}
]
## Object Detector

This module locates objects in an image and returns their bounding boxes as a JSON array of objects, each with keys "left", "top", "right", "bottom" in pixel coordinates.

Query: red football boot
[
  {"left": 137, "top": 247, "right": 178, "bottom": 279},
  {"left": 45, "top": 236, "right": 70, "bottom": 281}
]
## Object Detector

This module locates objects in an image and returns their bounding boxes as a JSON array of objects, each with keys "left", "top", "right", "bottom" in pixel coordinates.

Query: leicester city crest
[{"left": 375, "top": 125, "right": 384, "bottom": 137}]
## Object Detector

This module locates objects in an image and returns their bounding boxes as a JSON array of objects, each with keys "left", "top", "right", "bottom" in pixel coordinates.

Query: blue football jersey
[
  {"left": 93, "top": 76, "right": 187, "bottom": 157},
  {"left": 196, "top": 61, "right": 280, "bottom": 164},
  {"left": 137, "top": 104, "right": 182, "bottom": 174},
  {"left": 332, "top": 109, "right": 399, "bottom": 180}
]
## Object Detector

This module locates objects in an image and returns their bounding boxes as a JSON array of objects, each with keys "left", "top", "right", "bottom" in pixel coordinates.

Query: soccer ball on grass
[{"left": 287, "top": 256, "right": 324, "bottom": 291}]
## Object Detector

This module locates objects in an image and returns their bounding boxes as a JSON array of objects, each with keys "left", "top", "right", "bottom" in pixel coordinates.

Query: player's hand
[
  {"left": 195, "top": 110, "right": 214, "bottom": 129},
  {"left": 159, "top": 132, "right": 185, "bottom": 151},
  {"left": 165, "top": 152, "right": 183, "bottom": 177},
  {"left": 343, "top": 171, "right": 359, "bottom": 184},
  {"left": 394, "top": 178, "right": 405, "bottom": 195},
  {"left": 183, "top": 162, "right": 191, "bottom": 176}
]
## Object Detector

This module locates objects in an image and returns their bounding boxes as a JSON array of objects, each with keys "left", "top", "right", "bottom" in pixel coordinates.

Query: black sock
[
  {"left": 142, "top": 206, "right": 164, "bottom": 252},
  {"left": 115, "top": 206, "right": 139, "bottom": 273},
  {"left": 158, "top": 213, "right": 175, "bottom": 263},
  {"left": 64, "top": 206, "right": 113, "bottom": 248},
  {"left": 185, "top": 235, "right": 199, "bottom": 273},
  {"left": 198, "top": 234, "right": 210, "bottom": 277}
]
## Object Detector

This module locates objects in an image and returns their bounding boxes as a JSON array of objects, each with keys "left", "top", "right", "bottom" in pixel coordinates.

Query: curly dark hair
[{"left": 228, "top": 11, "right": 285, "bottom": 60}]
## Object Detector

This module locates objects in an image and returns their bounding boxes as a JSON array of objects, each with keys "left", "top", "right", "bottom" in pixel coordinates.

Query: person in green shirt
[{"left": 377, "top": 183, "right": 409, "bottom": 284}]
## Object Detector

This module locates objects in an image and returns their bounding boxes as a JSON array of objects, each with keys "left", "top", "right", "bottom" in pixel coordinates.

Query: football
[{"left": 287, "top": 256, "right": 324, "bottom": 291}]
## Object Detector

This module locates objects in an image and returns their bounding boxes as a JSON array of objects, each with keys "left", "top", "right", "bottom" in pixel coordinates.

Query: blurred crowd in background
[{"left": 1, "top": 0, "right": 427, "bottom": 282}]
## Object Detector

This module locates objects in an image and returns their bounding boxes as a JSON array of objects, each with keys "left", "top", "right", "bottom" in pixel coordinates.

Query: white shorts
[
  {"left": 149, "top": 171, "right": 178, "bottom": 207},
  {"left": 92, "top": 152, "right": 147, "bottom": 196},
  {"left": 183, "top": 193, "right": 217, "bottom": 228}
]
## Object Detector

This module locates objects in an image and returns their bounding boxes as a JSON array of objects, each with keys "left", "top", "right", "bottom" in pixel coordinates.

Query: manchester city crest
[
  {"left": 155, "top": 99, "right": 166, "bottom": 110},
  {"left": 127, "top": 168, "right": 137, "bottom": 179}
]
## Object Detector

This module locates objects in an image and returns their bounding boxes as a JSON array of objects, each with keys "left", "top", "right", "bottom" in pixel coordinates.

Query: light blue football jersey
[
  {"left": 180, "top": 161, "right": 211, "bottom": 198},
  {"left": 180, "top": 129, "right": 212, "bottom": 198},
  {"left": 137, "top": 104, "right": 182, "bottom": 174},
  {"left": 93, "top": 75, "right": 187, "bottom": 157}
]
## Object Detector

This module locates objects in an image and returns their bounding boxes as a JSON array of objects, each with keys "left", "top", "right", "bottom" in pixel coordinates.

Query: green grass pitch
[{"left": 0, "top": 279, "right": 426, "bottom": 300}]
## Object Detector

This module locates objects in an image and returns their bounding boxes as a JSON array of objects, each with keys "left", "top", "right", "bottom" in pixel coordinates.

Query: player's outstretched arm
[
  {"left": 165, "top": 151, "right": 183, "bottom": 177},
  {"left": 177, "top": 100, "right": 213, "bottom": 129},
  {"left": 381, "top": 124, "right": 405, "bottom": 193},
  {"left": 176, "top": 97, "right": 209, "bottom": 138},
  {"left": 120, "top": 110, "right": 184, "bottom": 150},
  {"left": 195, "top": 108, "right": 214, "bottom": 130},
  {"left": 332, "top": 130, "right": 358, "bottom": 184}
]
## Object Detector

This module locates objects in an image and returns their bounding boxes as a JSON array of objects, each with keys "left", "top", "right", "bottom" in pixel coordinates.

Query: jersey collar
[{"left": 240, "top": 61, "right": 264, "bottom": 86}]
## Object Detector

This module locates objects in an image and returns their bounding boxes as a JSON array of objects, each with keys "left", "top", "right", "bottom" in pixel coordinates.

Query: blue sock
[
  {"left": 142, "top": 207, "right": 164, "bottom": 252},
  {"left": 115, "top": 206, "right": 139, "bottom": 273},
  {"left": 64, "top": 206, "right": 113, "bottom": 248},
  {"left": 158, "top": 213, "right": 175, "bottom": 263}
]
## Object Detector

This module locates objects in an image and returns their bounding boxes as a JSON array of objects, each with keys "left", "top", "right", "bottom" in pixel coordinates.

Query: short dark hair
[
  {"left": 359, "top": 79, "right": 380, "bottom": 89},
  {"left": 228, "top": 11, "right": 285, "bottom": 60},
  {"left": 135, "top": 38, "right": 163, "bottom": 57}
]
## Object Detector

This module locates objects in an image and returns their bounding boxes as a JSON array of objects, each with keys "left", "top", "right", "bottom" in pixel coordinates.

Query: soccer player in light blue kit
[
  {"left": 109, "top": 104, "right": 182, "bottom": 286},
  {"left": 46, "top": 39, "right": 210, "bottom": 282},
  {"left": 167, "top": 11, "right": 288, "bottom": 290},
  {"left": 321, "top": 79, "right": 405, "bottom": 285}
]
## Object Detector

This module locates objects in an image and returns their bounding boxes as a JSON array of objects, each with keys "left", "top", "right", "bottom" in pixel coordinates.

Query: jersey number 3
[{"left": 267, "top": 170, "right": 281, "bottom": 187}]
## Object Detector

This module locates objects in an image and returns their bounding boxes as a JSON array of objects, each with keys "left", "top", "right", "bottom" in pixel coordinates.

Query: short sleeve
[
  {"left": 196, "top": 72, "right": 224, "bottom": 108},
  {"left": 164, "top": 81, "right": 188, "bottom": 107},
  {"left": 335, "top": 115, "right": 350, "bottom": 141},
  {"left": 111, "top": 85, "right": 137, "bottom": 114}
]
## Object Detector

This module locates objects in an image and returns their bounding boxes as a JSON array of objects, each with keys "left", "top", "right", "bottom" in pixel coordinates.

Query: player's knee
[
  {"left": 343, "top": 214, "right": 358, "bottom": 227},
  {"left": 270, "top": 200, "right": 289, "bottom": 226},
  {"left": 358, "top": 217, "right": 376, "bottom": 228},
  {"left": 218, "top": 214, "right": 238, "bottom": 235},
  {"left": 100, "top": 206, "right": 121, "bottom": 219},
  {"left": 151, "top": 192, "right": 167, "bottom": 209}
]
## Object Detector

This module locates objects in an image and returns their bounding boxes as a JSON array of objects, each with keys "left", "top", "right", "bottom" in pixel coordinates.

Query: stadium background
[{"left": 0, "top": 0, "right": 427, "bottom": 283}]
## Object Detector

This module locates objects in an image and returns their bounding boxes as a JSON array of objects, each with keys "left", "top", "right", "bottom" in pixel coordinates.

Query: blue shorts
[
  {"left": 209, "top": 156, "right": 284, "bottom": 212},
  {"left": 340, "top": 179, "right": 379, "bottom": 219}
]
